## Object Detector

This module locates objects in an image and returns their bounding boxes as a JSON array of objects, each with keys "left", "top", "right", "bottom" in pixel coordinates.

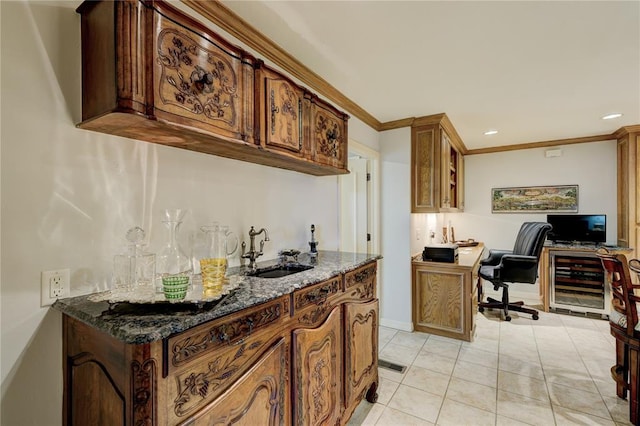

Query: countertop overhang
[{"left": 53, "top": 251, "right": 381, "bottom": 344}]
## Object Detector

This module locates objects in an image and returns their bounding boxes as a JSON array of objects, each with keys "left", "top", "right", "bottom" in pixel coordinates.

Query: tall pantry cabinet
[
  {"left": 411, "top": 113, "right": 465, "bottom": 213},
  {"left": 615, "top": 125, "right": 640, "bottom": 260}
]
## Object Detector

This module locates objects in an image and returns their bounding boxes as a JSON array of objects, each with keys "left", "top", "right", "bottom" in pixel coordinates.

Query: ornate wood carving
[
  {"left": 184, "top": 338, "right": 287, "bottom": 425},
  {"left": 350, "top": 281, "right": 374, "bottom": 300},
  {"left": 279, "top": 342, "right": 290, "bottom": 425},
  {"left": 293, "top": 306, "right": 342, "bottom": 426},
  {"left": 294, "top": 278, "right": 341, "bottom": 311},
  {"left": 315, "top": 114, "right": 341, "bottom": 158},
  {"left": 298, "top": 303, "right": 331, "bottom": 326},
  {"left": 156, "top": 28, "right": 238, "bottom": 126},
  {"left": 171, "top": 303, "right": 282, "bottom": 366},
  {"left": 131, "top": 358, "right": 156, "bottom": 426},
  {"left": 345, "top": 264, "right": 376, "bottom": 289},
  {"left": 173, "top": 340, "right": 263, "bottom": 416},
  {"left": 344, "top": 300, "right": 378, "bottom": 409},
  {"left": 264, "top": 75, "right": 304, "bottom": 153}
]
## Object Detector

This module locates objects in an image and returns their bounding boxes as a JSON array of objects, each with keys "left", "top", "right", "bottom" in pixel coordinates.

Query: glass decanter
[
  {"left": 156, "top": 209, "right": 192, "bottom": 295},
  {"left": 112, "top": 226, "right": 155, "bottom": 297}
]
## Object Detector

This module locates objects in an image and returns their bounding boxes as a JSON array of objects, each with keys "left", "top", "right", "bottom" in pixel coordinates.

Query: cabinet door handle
[
  {"left": 298, "top": 99, "right": 303, "bottom": 151},
  {"left": 270, "top": 89, "right": 279, "bottom": 135}
]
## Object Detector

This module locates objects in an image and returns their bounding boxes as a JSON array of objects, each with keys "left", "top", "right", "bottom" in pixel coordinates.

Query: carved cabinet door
[
  {"left": 292, "top": 305, "right": 343, "bottom": 426},
  {"left": 153, "top": 12, "right": 254, "bottom": 142},
  {"left": 311, "top": 98, "right": 348, "bottom": 171},
  {"left": 184, "top": 337, "right": 290, "bottom": 426},
  {"left": 259, "top": 66, "right": 309, "bottom": 157},
  {"left": 344, "top": 299, "right": 379, "bottom": 409}
]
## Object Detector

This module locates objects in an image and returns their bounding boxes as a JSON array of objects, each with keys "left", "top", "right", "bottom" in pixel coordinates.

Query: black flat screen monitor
[{"left": 546, "top": 214, "right": 606, "bottom": 244}]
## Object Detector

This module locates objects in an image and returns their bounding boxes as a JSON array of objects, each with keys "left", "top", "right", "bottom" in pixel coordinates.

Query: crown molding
[
  {"left": 180, "top": 0, "right": 636, "bottom": 155},
  {"left": 613, "top": 125, "right": 640, "bottom": 138},
  {"left": 465, "top": 134, "right": 616, "bottom": 155},
  {"left": 181, "top": 0, "right": 381, "bottom": 130},
  {"left": 378, "top": 117, "right": 415, "bottom": 131}
]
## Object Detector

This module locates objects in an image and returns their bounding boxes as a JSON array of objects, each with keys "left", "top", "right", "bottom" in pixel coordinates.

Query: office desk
[{"left": 411, "top": 244, "right": 485, "bottom": 342}]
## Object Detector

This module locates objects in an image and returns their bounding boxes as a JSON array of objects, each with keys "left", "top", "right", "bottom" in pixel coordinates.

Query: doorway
[{"left": 339, "top": 140, "right": 380, "bottom": 255}]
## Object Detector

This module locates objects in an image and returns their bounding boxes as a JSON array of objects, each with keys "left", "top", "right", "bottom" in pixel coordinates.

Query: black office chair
[{"left": 477, "top": 222, "right": 552, "bottom": 321}]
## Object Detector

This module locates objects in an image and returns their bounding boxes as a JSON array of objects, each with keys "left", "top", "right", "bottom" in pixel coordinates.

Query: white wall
[
  {"left": 379, "top": 128, "right": 412, "bottom": 331},
  {"left": 410, "top": 141, "right": 618, "bottom": 300},
  {"left": 0, "top": 3, "right": 378, "bottom": 424}
]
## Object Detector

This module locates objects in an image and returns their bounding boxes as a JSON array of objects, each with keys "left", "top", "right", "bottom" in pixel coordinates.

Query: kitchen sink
[{"left": 247, "top": 264, "right": 314, "bottom": 278}]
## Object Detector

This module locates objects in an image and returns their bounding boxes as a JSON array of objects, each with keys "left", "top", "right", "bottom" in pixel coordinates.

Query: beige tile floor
[{"left": 349, "top": 310, "right": 632, "bottom": 426}]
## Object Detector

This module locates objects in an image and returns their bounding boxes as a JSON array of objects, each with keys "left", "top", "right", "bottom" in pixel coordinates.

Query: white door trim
[{"left": 346, "top": 139, "right": 381, "bottom": 257}]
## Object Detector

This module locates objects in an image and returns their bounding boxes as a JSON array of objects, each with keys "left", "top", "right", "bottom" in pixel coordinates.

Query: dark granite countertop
[
  {"left": 52, "top": 251, "right": 381, "bottom": 344},
  {"left": 543, "top": 242, "right": 633, "bottom": 252}
]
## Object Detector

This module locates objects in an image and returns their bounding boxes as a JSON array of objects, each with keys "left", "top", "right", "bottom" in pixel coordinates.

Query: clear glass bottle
[
  {"left": 112, "top": 227, "right": 155, "bottom": 297},
  {"left": 156, "top": 209, "right": 192, "bottom": 295}
]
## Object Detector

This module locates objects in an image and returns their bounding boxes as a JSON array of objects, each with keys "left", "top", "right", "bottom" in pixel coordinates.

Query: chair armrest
[
  {"left": 499, "top": 254, "right": 539, "bottom": 283},
  {"left": 481, "top": 249, "right": 513, "bottom": 266}
]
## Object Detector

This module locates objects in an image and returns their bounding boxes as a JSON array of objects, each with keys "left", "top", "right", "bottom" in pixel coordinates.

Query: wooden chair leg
[
  {"left": 613, "top": 338, "right": 628, "bottom": 399},
  {"left": 629, "top": 345, "right": 639, "bottom": 425}
]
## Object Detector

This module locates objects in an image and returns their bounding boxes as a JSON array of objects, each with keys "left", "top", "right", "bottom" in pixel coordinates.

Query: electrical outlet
[{"left": 41, "top": 269, "right": 70, "bottom": 307}]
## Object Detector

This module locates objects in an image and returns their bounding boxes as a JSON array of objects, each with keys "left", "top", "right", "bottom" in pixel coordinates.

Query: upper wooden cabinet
[
  {"left": 311, "top": 96, "right": 349, "bottom": 171},
  {"left": 614, "top": 125, "right": 640, "bottom": 259},
  {"left": 256, "top": 64, "right": 312, "bottom": 160},
  {"left": 153, "top": 6, "right": 256, "bottom": 144},
  {"left": 76, "top": 0, "right": 348, "bottom": 176},
  {"left": 411, "top": 114, "right": 465, "bottom": 213}
]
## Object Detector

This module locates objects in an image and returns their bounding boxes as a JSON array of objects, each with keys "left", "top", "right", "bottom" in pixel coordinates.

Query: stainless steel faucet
[{"left": 241, "top": 226, "right": 270, "bottom": 269}]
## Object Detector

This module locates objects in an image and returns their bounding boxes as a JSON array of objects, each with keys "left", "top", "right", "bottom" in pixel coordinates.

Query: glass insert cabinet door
[{"left": 550, "top": 251, "right": 608, "bottom": 315}]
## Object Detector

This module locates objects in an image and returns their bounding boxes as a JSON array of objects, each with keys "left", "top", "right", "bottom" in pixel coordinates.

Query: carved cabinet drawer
[
  {"left": 152, "top": 5, "right": 255, "bottom": 143},
  {"left": 179, "top": 337, "right": 290, "bottom": 426},
  {"left": 345, "top": 262, "right": 377, "bottom": 292},
  {"left": 291, "top": 277, "right": 342, "bottom": 326},
  {"left": 162, "top": 296, "right": 289, "bottom": 423}
]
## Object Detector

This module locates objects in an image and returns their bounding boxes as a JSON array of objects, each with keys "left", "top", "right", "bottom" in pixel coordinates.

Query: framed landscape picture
[{"left": 491, "top": 185, "right": 578, "bottom": 213}]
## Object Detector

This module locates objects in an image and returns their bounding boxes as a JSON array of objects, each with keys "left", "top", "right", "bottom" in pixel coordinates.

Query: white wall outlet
[{"left": 41, "top": 269, "right": 70, "bottom": 307}]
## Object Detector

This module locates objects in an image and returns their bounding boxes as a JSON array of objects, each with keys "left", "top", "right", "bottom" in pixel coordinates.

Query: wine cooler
[{"left": 550, "top": 251, "right": 609, "bottom": 316}]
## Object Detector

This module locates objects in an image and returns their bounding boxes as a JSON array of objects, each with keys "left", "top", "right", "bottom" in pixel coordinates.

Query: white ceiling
[{"left": 220, "top": 0, "right": 640, "bottom": 150}]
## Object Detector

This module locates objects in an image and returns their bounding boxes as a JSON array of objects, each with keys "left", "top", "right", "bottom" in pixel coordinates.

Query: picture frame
[{"left": 491, "top": 185, "right": 578, "bottom": 213}]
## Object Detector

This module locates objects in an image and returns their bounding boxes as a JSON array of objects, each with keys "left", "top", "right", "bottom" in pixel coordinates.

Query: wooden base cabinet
[
  {"left": 411, "top": 245, "right": 484, "bottom": 341},
  {"left": 62, "top": 262, "right": 379, "bottom": 425}
]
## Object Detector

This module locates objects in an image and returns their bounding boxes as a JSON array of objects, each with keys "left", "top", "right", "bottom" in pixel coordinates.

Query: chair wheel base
[
  {"left": 479, "top": 307, "right": 485, "bottom": 313},
  {"left": 505, "top": 315, "right": 511, "bottom": 321},
  {"left": 532, "top": 314, "right": 539, "bottom": 320}
]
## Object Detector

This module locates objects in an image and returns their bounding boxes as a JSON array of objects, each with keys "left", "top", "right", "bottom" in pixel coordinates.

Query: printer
[{"left": 422, "top": 243, "right": 459, "bottom": 263}]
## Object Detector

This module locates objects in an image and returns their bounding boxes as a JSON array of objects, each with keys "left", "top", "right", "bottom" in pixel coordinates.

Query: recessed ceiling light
[
  {"left": 484, "top": 130, "right": 498, "bottom": 136},
  {"left": 602, "top": 113, "right": 623, "bottom": 120}
]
